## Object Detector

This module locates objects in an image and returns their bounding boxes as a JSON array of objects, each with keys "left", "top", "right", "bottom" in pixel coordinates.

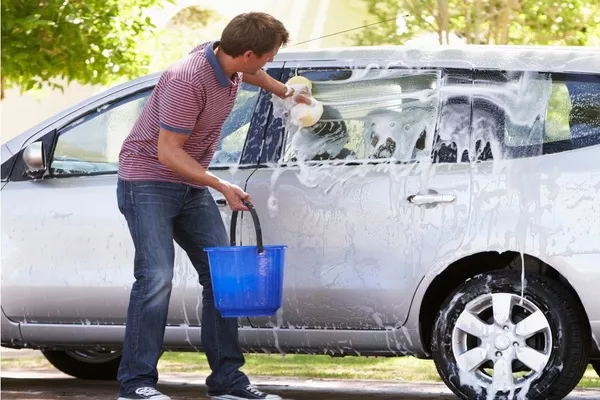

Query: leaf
[{"left": 1, "top": 0, "right": 171, "bottom": 95}]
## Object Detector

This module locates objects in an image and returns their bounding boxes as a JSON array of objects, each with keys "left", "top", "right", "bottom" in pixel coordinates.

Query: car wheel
[
  {"left": 42, "top": 349, "right": 121, "bottom": 380},
  {"left": 592, "top": 361, "right": 600, "bottom": 378},
  {"left": 431, "top": 270, "right": 590, "bottom": 400}
]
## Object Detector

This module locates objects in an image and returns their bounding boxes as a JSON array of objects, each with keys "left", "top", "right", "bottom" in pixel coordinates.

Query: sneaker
[
  {"left": 118, "top": 387, "right": 171, "bottom": 400},
  {"left": 209, "top": 384, "right": 282, "bottom": 399}
]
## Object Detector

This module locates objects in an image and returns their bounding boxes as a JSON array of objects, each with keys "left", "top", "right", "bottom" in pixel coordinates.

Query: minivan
[{"left": 2, "top": 45, "right": 599, "bottom": 399}]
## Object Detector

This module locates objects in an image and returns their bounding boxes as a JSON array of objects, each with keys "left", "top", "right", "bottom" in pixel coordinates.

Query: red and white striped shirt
[{"left": 118, "top": 41, "right": 242, "bottom": 188}]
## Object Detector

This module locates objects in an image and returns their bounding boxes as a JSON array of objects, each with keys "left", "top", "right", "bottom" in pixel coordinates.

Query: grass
[
  {"left": 2, "top": 351, "right": 599, "bottom": 389},
  {"left": 159, "top": 352, "right": 443, "bottom": 382},
  {"left": 159, "top": 352, "right": 600, "bottom": 389},
  {"left": 1, "top": 355, "right": 52, "bottom": 370}
]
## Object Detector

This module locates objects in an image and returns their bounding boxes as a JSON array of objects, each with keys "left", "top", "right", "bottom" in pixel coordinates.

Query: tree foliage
[
  {"left": 1, "top": 0, "right": 174, "bottom": 99},
  {"left": 354, "top": 0, "right": 600, "bottom": 46},
  {"left": 145, "top": 6, "right": 223, "bottom": 72}
]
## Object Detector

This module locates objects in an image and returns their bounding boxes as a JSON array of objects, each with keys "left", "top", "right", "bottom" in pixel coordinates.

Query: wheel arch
[{"left": 415, "top": 250, "right": 590, "bottom": 354}]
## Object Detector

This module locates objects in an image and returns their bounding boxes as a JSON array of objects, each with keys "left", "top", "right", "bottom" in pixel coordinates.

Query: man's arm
[
  {"left": 243, "top": 70, "right": 312, "bottom": 104},
  {"left": 157, "top": 128, "right": 250, "bottom": 211},
  {"left": 243, "top": 69, "right": 288, "bottom": 98}
]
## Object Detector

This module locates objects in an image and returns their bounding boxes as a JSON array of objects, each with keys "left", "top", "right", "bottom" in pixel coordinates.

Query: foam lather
[{"left": 285, "top": 76, "right": 324, "bottom": 127}]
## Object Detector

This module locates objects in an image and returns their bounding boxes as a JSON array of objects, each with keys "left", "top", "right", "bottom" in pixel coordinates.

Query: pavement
[{"left": 2, "top": 349, "right": 600, "bottom": 399}]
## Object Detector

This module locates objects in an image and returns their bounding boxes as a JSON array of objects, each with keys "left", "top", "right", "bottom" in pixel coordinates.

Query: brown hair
[{"left": 220, "top": 12, "right": 289, "bottom": 58}]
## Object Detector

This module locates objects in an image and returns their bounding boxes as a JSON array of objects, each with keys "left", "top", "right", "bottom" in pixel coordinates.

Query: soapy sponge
[
  {"left": 286, "top": 75, "right": 313, "bottom": 91},
  {"left": 285, "top": 76, "right": 323, "bottom": 127}
]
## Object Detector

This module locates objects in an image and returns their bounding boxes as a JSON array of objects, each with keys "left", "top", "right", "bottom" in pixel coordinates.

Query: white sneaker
[
  {"left": 209, "top": 384, "right": 282, "bottom": 399},
  {"left": 117, "top": 386, "right": 171, "bottom": 400}
]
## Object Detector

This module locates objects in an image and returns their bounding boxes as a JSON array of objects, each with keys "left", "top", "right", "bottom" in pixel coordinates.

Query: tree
[
  {"left": 143, "top": 6, "right": 224, "bottom": 72},
  {"left": 1, "top": 0, "right": 174, "bottom": 99},
  {"left": 353, "top": 0, "right": 600, "bottom": 47}
]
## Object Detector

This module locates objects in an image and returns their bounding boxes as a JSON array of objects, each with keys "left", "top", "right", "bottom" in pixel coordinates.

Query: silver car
[{"left": 2, "top": 45, "right": 600, "bottom": 399}]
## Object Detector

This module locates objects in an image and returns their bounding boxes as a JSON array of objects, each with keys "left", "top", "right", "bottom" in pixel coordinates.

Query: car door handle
[
  {"left": 215, "top": 198, "right": 228, "bottom": 207},
  {"left": 407, "top": 193, "right": 456, "bottom": 205}
]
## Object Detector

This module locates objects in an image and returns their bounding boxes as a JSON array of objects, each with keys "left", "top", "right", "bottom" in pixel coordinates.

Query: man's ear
[{"left": 242, "top": 50, "right": 254, "bottom": 60}]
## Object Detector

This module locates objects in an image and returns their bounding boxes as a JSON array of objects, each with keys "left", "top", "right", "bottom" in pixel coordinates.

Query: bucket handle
[{"left": 230, "top": 200, "right": 264, "bottom": 254}]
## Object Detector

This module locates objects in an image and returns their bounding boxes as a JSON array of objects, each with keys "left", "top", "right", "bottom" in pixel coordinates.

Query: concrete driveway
[{"left": 2, "top": 349, "right": 600, "bottom": 399}]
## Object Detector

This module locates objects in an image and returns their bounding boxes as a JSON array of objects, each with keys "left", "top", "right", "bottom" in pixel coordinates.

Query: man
[{"left": 116, "top": 12, "right": 310, "bottom": 400}]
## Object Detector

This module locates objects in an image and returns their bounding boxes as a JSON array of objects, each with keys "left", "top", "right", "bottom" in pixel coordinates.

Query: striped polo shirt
[{"left": 118, "top": 41, "right": 242, "bottom": 188}]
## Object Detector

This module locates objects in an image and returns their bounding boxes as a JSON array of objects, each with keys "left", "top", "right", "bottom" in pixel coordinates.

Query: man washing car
[{"left": 116, "top": 12, "right": 311, "bottom": 400}]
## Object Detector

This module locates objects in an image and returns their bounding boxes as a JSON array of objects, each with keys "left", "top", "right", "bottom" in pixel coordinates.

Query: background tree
[
  {"left": 1, "top": 0, "right": 174, "bottom": 99},
  {"left": 144, "top": 6, "right": 224, "bottom": 72},
  {"left": 353, "top": 0, "right": 600, "bottom": 46}
]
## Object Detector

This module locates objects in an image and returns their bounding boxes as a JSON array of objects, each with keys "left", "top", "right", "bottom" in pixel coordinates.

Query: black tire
[
  {"left": 431, "top": 270, "right": 590, "bottom": 400},
  {"left": 592, "top": 361, "right": 600, "bottom": 378},
  {"left": 42, "top": 349, "right": 121, "bottom": 380}
]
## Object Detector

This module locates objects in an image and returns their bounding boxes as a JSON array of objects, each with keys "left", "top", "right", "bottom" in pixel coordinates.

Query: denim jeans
[{"left": 116, "top": 180, "right": 249, "bottom": 396}]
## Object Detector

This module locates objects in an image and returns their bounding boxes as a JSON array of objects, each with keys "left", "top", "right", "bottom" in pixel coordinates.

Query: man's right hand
[
  {"left": 289, "top": 84, "right": 313, "bottom": 106},
  {"left": 219, "top": 181, "right": 251, "bottom": 211}
]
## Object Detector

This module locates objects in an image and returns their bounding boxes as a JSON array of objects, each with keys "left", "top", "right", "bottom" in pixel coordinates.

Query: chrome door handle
[
  {"left": 215, "top": 198, "right": 228, "bottom": 207},
  {"left": 407, "top": 193, "right": 456, "bottom": 205}
]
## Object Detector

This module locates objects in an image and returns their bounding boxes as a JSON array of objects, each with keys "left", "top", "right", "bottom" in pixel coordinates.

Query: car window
[
  {"left": 545, "top": 73, "right": 600, "bottom": 151},
  {"left": 473, "top": 71, "right": 600, "bottom": 160},
  {"left": 280, "top": 67, "right": 440, "bottom": 163},
  {"left": 50, "top": 82, "right": 260, "bottom": 176},
  {"left": 51, "top": 91, "right": 151, "bottom": 175},
  {"left": 210, "top": 83, "right": 260, "bottom": 167}
]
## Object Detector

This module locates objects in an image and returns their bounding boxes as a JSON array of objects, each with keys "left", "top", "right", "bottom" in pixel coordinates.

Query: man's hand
[
  {"left": 157, "top": 129, "right": 252, "bottom": 210},
  {"left": 243, "top": 70, "right": 313, "bottom": 105},
  {"left": 288, "top": 85, "right": 313, "bottom": 106},
  {"left": 218, "top": 181, "right": 251, "bottom": 211}
]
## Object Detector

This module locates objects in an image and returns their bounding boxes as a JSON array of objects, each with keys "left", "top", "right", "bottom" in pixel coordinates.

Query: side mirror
[{"left": 23, "top": 141, "right": 46, "bottom": 174}]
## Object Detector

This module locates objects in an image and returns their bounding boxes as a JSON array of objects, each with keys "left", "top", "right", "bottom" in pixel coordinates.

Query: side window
[
  {"left": 210, "top": 83, "right": 260, "bottom": 166},
  {"left": 473, "top": 71, "right": 600, "bottom": 161},
  {"left": 280, "top": 67, "right": 440, "bottom": 163},
  {"left": 51, "top": 91, "right": 151, "bottom": 175},
  {"left": 545, "top": 73, "right": 600, "bottom": 152}
]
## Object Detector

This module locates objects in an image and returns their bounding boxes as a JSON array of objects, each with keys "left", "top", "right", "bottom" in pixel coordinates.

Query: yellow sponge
[
  {"left": 286, "top": 75, "right": 313, "bottom": 91},
  {"left": 284, "top": 75, "right": 322, "bottom": 127},
  {"left": 290, "top": 102, "right": 324, "bottom": 127}
]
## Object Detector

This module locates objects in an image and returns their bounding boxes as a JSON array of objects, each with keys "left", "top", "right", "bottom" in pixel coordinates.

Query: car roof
[{"left": 275, "top": 44, "right": 600, "bottom": 74}]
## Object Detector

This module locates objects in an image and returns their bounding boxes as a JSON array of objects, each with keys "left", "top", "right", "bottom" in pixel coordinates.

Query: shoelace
[
  {"left": 135, "top": 387, "right": 161, "bottom": 396},
  {"left": 245, "top": 385, "right": 265, "bottom": 396}
]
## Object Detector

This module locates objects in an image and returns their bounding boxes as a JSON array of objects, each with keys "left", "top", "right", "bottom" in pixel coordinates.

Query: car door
[
  {"left": 0, "top": 77, "right": 271, "bottom": 328},
  {"left": 243, "top": 60, "right": 473, "bottom": 330}
]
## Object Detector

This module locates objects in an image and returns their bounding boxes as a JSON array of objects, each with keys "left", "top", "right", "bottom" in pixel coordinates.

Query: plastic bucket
[{"left": 205, "top": 200, "right": 286, "bottom": 317}]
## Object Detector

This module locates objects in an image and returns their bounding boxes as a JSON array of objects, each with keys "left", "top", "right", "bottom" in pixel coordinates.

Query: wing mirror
[{"left": 23, "top": 141, "right": 46, "bottom": 174}]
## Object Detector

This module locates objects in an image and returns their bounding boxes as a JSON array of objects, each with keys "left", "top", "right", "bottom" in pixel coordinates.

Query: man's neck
[{"left": 214, "top": 46, "right": 237, "bottom": 79}]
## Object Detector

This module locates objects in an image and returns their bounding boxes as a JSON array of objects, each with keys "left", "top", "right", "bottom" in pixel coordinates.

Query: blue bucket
[{"left": 205, "top": 200, "right": 286, "bottom": 318}]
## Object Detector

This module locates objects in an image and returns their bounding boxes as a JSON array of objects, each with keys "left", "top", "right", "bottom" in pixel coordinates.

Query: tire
[
  {"left": 592, "top": 361, "right": 600, "bottom": 378},
  {"left": 431, "top": 270, "right": 590, "bottom": 400},
  {"left": 42, "top": 349, "right": 121, "bottom": 380}
]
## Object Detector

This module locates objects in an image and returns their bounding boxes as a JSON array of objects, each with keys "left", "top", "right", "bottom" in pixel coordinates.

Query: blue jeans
[{"left": 116, "top": 180, "right": 249, "bottom": 396}]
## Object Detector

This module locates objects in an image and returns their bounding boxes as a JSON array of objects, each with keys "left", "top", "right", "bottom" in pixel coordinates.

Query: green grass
[
  {"left": 580, "top": 365, "right": 600, "bottom": 388},
  {"left": 159, "top": 352, "right": 443, "bottom": 382},
  {"left": 159, "top": 352, "right": 600, "bottom": 389},
  {"left": 0, "top": 355, "right": 52, "bottom": 369},
  {"left": 2, "top": 351, "right": 599, "bottom": 389}
]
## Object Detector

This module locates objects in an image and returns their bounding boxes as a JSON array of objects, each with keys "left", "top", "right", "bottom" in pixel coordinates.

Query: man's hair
[{"left": 220, "top": 12, "right": 289, "bottom": 58}]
